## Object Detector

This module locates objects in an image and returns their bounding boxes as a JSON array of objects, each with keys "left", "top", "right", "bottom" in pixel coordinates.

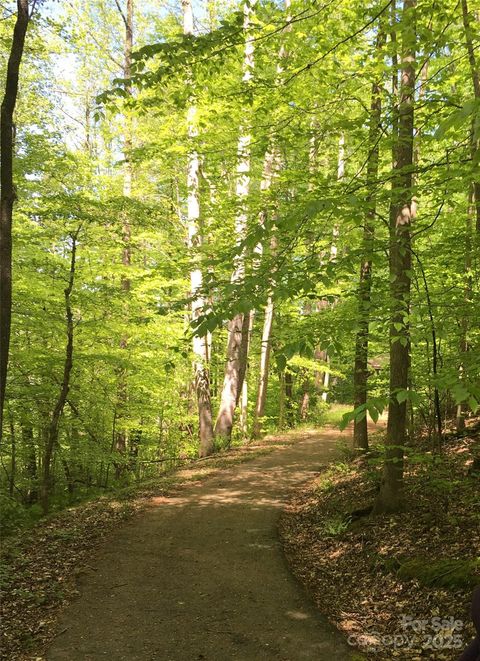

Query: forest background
[{"left": 0, "top": 0, "right": 479, "bottom": 522}]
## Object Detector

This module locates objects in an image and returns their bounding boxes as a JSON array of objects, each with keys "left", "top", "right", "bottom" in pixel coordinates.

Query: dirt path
[{"left": 47, "top": 430, "right": 355, "bottom": 661}]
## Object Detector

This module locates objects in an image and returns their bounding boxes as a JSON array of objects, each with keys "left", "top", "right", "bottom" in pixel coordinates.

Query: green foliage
[
  {"left": 0, "top": 496, "right": 29, "bottom": 536},
  {"left": 339, "top": 397, "right": 387, "bottom": 431},
  {"left": 321, "top": 514, "right": 351, "bottom": 538},
  {"left": 1, "top": 0, "right": 479, "bottom": 525}
]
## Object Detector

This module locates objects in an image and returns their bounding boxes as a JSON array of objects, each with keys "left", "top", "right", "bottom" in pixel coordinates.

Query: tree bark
[
  {"left": 353, "top": 28, "right": 385, "bottom": 453},
  {"left": 215, "top": 311, "right": 250, "bottom": 444},
  {"left": 284, "top": 369, "right": 294, "bottom": 426},
  {"left": 320, "top": 134, "right": 344, "bottom": 403},
  {"left": 215, "top": 0, "right": 256, "bottom": 445},
  {"left": 183, "top": 0, "right": 215, "bottom": 457},
  {"left": 457, "top": 183, "right": 474, "bottom": 431},
  {"left": 0, "top": 0, "right": 30, "bottom": 440},
  {"left": 251, "top": 138, "right": 282, "bottom": 441},
  {"left": 239, "top": 310, "right": 254, "bottom": 438},
  {"left": 277, "top": 369, "right": 286, "bottom": 429},
  {"left": 22, "top": 424, "right": 37, "bottom": 504},
  {"left": 114, "top": 0, "right": 134, "bottom": 474},
  {"left": 9, "top": 415, "right": 15, "bottom": 497},
  {"left": 40, "top": 229, "right": 80, "bottom": 513},
  {"left": 374, "top": 0, "right": 416, "bottom": 515},
  {"left": 252, "top": 296, "right": 274, "bottom": 438}
]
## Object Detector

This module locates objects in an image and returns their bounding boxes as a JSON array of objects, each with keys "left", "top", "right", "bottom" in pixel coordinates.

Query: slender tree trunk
[
  {"left": 114, "top": 0, "right": 134, "bottom": 473},
  {"left": 300, "top": 373, "right": 310, "bottom": 420},
  {"left": 414, "top": 253, "right": 442, "bottom": 446},
  {"left": 22, "top": 424, "right": 37, "bottom": 503},
  {"left": 9, "top": 416, "right": 15, "bottom": 497},
  {"left": 215, "top": 0, "right": 256, "bottom": 445},
  {"left": 321, "top": 134, "right": 344, "bottom": 403},
  {"left": 251, "top": 142, "right": 281, "bottom": 441},
  {"left": 40, "top": 229, "right": 80, "bottom": 513},
  {"left": 0, "top": 0, "right": 30, "bottom": 440},
  {"left": 239, "top": 310, "right": 254, "bottom": 438},
  {"left": 285, "top": 370, "right": 294, "bottom": 426},
  {"left": 353, "top": 29, "right": 385, "bottom": 453},
  {"left": 62, "top": 458, "right": 75, "bottom": 496},
  {"left": 374, "top": 0, "right": 416, "bottom": 515},
  {"left": 278, "top": 369, "right": 286, "bottom": 429},
  {"left": 239, "top": 378, "right": 248, "bottom": 438},
  {"left": 252, "top": 296, "right": 274, "bottom": 438},
  {"left": 457, "top": 184, "right": 474, "bottom": 431},
  {"left": 183, "top": 0, "right": 215, "bottom": 457}
]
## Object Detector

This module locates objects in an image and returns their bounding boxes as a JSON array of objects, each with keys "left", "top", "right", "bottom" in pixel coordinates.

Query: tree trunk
[
  {"left": 239, "top": 310, "right": 254, "bottom": 439},
  {"left": 457, "top": 184, "right": 474, "bottom": 431},
  {"left": 0, "top": 0, "right": 30, "bottom": 440},
  {"left": 252, "top": 296, "right": 274, "bottom": 438},
  {"left": 215, "top": 0, "right": 256, "bottom": 445},
  {"left": 374, "top": 0, "right": 416, "bottom": 515},
  {"left": 277, "top": 370, "right": 286, "bottom": 429},
  {"left": 285, "top": 369, "right": 294, "bottom": 427},
  {"left": 353, "top": 29, "right": 385, "bottom": 453},
  {"left": 183, "top": 0, "right": 215, "bottom": 457},
  {"left": 9, "top": 415, "right": 15, "bottom": 497},
  {"left": 40, "top": 229, "right": 80, "bottom": 513},
  {"left": 321, "top": 134, "right": 344, "bottom": 403},
  {"left": 215, "top": 312, "right": 250, "bottom": 444},
  {"left": 300, "top": 374, "right": 310, "bottom": 420},
  {"left": 22, "top": 424, "right": 37, "bottom": 504},
  {"left": 115, "top": 0, "right": 134, "bottom": 474}
]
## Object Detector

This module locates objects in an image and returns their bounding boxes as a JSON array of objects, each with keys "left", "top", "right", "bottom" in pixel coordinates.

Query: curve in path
[{"left": 48, "top": 430, "right": 354, "bottom": 661}]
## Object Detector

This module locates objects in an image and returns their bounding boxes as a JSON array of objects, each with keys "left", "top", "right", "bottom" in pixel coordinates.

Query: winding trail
[{"left": 48, "top": 430, "right": 355, "bottom": 660}]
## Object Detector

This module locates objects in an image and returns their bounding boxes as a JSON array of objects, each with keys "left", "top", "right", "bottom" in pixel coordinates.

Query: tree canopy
[{"left": 0, "top": 0, "right": 479, "bottom": 516}]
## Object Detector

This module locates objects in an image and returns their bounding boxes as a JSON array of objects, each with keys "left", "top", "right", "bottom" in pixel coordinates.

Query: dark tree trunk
[
  {"left": 22, "top": 424, "right": 37, "bottom": 504},
  {"left": 62, "top": 459, "right": 75, "bottom": 496},
  {"left": 40, "top": 229, "right": 79, "bottom": 514},
  {"left": 0, "top": 0, "right": 30, "bottom": 439},
  {"left": 353, "top": 27, "right": 385, "bottom": 453},
  {"left": 374, "top": 0, "right": 416, "bottom": 515}
]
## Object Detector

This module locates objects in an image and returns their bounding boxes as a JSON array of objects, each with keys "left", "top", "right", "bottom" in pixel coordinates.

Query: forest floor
[
  {"left": 280, "top": 420, "right": 480, "bottom": 661},
  {"left": 1, "top": 429, "right": 356, "bottom": 661},
  {"left": 2, "top": 420, "right": 477, "bottom": 661}
]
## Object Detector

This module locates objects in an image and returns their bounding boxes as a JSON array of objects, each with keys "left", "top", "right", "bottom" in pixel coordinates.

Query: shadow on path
[{"left": 48, "top": 430, "right": 356, "bottom": 661}]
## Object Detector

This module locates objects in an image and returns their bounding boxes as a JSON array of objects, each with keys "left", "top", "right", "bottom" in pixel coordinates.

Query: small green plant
[
  {"left": 316, "top": 477, "right": 335, "bottom": 493},
  {"left": 322, "top": 514, "right": 351, "bottom": 537},
  {"left": 331, "top": 461, "right": 351, "bottom": 474}
]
